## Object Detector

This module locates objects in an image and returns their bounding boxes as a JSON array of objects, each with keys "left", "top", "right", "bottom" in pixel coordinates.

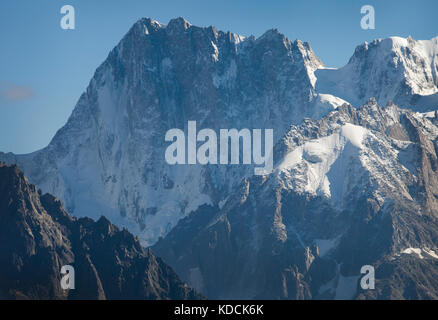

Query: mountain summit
[
  {"left": 0, "top": 17, "right": 332, "bottom": 245},
  {"left": 154, "top": 100, "right": 438, "bottom": 299},
  {"left": 316, "top": 36, "right": 438, "bottom": 110},
  {"left": 1, "top": 17, "right": 438, "bottom": 300}
]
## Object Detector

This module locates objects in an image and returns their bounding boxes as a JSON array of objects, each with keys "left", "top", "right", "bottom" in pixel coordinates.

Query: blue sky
[{"left": 1, "top": 0, "right": 437, "bottom": 154}]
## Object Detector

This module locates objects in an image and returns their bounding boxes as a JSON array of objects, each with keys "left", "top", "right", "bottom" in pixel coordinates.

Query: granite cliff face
[
  {"left": 1, "top": 17, "right": 438, "bottom": 300},
  {"left": 2, "top": 19, "right": 436, "bottom": 246},
  {"left": 0, "top": 17, "right": 332, "bottom": 245},
  {"left": 154, "top": 101, "right": 438, "bottom": 299},
  {"left": 0, "top": 164, "right": 200, "bottom": 300}
]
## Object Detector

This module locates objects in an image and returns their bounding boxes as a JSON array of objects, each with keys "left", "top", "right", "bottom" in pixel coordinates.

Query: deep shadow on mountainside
[
  {"left": 154, "top": 102, "right": 438, "bottom": 300},
  {"left": 0, "top": 18, "right": 436, "bottom": 247},
  {"left": 0, "top": 163, "right": 201, "bottom": 300},
  {"left": 0, "top": 16, "right": 437, "bottom": 301}
]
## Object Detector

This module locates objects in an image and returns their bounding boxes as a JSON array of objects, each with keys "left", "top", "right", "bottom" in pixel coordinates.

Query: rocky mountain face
[
  {"left": 316, "top": 36, "right": 438, "bottom": 111},
  {"left": 154, "top": 100, "right": 438, "bottom": 299},
  {"left": 0, "top": 164, "right": 200, "bottom": 300},
  {"left": 0, "top": 17, "right": 334, "bottom": 246},
  {"left": 2, "top": 19, "right": 436, "bottom": 247},
  {"left": 1, "top": 17, "right": 438, "bottom": 300}
]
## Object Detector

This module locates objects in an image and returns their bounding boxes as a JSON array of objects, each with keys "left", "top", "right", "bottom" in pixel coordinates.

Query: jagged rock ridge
[
  {"left": 0, "top": 164, "right": 200, "bottom": 300},
  {"left": 0, "top": 17, "right": 334, "bottom": 245},
  {"left": 1, "top": 17, "right": 438, "bottom": 300},
  {"left": 154, "top": 101, "right": 438, "bottom": 299}
]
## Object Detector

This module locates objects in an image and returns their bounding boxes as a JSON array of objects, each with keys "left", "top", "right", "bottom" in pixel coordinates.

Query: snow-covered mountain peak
[
  {"left": 2, "top": 18, "right": 438, "bottom": 250},
  {"left": 4, "top": 18, "right": 438, "bottom": 299},
  {"left": 273, "top": 101, "right": 438, "bottom": 212},
  {"left": 257, "top": 28, "right": 284, "bottom": 41},
  {"left": 166, "top": 16, "right": 192, "bottom": 32},
  {"left": 316, "top": 35, "right": 438, "bottom": 111},
  {"left": 0, "top": 17, "right": 332, "bottom": 246},
  {"left": 129, "top": 17, "right": 163, "bottom": 36},
  {"left": 153, "top": 101, "right": 438, "bottom": 300}
]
